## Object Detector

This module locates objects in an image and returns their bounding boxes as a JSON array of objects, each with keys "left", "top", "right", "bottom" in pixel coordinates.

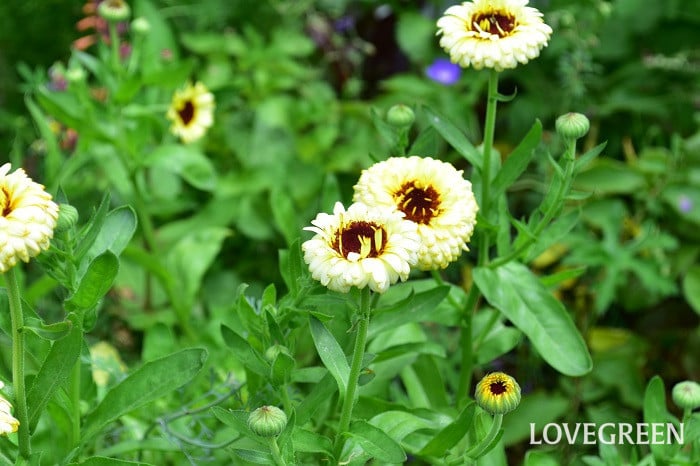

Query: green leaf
[
  {"left": 143, "top": 144, "right": 217, "bottom": 191},
  {"left": 574, "top": 159, "right": 646, "bottom": 194},
  {"left": 233, "top": 449, "right": 274, "bottom": 464},
  {"left": 220, "top": 324, "right": 270, "bottom": 377},
  {"left": 81, "top": 348, "right": 207, "bottom": 442},
  {"left": 68, "top": 457, "right": 154, "bottom": 466},
  {"left": 23, "top": 316, "right": 72, "bottom": 341},
  {"left": 270, "top": 188, "right": 299, "bottom": 246},
  {"left": 166, "top": 227, "right": 230, "bottom": 308},
  {"left": 295, "top": 372, "right": 337, "bottom": 425},
  {"left": 643, "top": 376, "right": 681, "bottom": 460},
  {"left": 309, "top": 316, "right": 349, "bottom": 398},
  {"left": 66, "top": 251, "right": 119, "bottom": 313},
  {"left": 473, "top": 262, "right": 592, "bottom": 376},
  {"left": 291, "top": 428, "right": 333, "bottom": 455},
  {"left": 682, "top": 265, "right": 700, "bottom": 315},
  {"left": 370, "top": 286, "right": 450, "bottom": 338},
  {"left": 27, "top": 316, "right": 82, "bottom": 429},
  {"left": 79, "top": 206, "right": 137, "bottom": 277},
  {"left": 420, "top": 402, "right": 476, "bottom": 456},
  {"left": 423, "top": 105, "right": 481, "bottom": 168},
  {"left": 490, "top": 120, "right": 542, "bottom": 198},
  {"left": 348, "top": 420, "right": 407, "bottom": 463},
  {"left": 369, "top": 410, "right": 437, "bottom": 443},
  {"left": 75, "top": 193, "right": 112, "bottom": 262}
]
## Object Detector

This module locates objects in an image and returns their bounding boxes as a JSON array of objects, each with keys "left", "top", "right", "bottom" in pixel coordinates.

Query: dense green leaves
[
  {"left": 473, "top": 262, "right": 592, "bottom": 376},
  {"left": 81, "top": 349, "right": 207, "bottom": 442},
  {"left": 309, "top": 316, "right": 350, "bottom": 398}
]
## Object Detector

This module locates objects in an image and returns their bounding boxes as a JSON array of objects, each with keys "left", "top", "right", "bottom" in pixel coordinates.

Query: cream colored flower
[
  {"left": 354, "top": 156, "right": 478, "bottom": 270},
  {"left": 0, "top": 381, "right": 19, "bottom": 435},
  {"left": 302, "top": 202, "right": 419, "bottom": 293},
  {"left": 0, "top": 163, "right": 59, "bottom": 273},
  {"left": 166, "top": 81, "right": 215, "bottom": 144},
  {"left": 437, "top": 0, "right": 552, "bottom": 71}
]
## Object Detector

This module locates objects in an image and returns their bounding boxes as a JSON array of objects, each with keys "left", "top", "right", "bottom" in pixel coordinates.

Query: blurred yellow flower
[
  {"left": 302, "top": 202, "right": 419, "bottom": 293},
  {"left": 475, "top": 372, "right": 521, "bottom": 415},
  {"left": 0, "top": 381, "right": 19, "bottom": 435},
  {"left": 353, "top": 156, "right": 478, "bottom": 270},
  {"left": 437, "top": 0, "right": 552, "bottom": 71},
  {"left": 0, "top": 163, "right": 59, "bottom": 273},
  {"left": 166, "top": 81, "right": 215, "bottom": 144}
]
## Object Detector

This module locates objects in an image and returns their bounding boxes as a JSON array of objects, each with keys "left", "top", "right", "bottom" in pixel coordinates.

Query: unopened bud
[
  {"left": 131, "top": 17, "right": 150, "bottom": 35},
  {"left": 386, "top": 104, "right": 415, "bottom": 129},
  {"left": 248, "top": 405, "right": 287, "bottom": 437},
  {"left": 55, "top": 204, "right": 79, "bottom": 233},
  {"left": 672, "top": 381, "right": 700, "bottom": 411},
  {"left": 475, "top": 372, "right": 521, "bottom": 415},
  {"left": 555, "top": 112, "right": 590, "bottom": 141}
]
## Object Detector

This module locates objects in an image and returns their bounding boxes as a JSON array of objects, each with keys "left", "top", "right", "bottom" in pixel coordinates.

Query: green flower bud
[
  {"left": 386, "top": 104, "right": 415, "bottom": 129},
  {"left": 475, "top": 372, "right": 521, "bottom": 415},
  {"left": 98, "top": 0, "right": 131, "bottom": 23},
  {"left": 248, "top": 405, "right": 287, "bottom": 437},
  {"left": 555, "top": 112, "right": 590, "bottom": 141},
  {"left": 131, "top": 17, "right": 151, "bottom": 35},
  {"left": 264, "top": 344, "right": 291, "bottom": 363},
  {"left": 672, "top": 381, "right": 700, "bottom": 411},
  {"left": 55, "top": 204, "right": 79, "bottom": 233},
  {"left": 65, "top": 66, "right": 86, "bottom": 85}
]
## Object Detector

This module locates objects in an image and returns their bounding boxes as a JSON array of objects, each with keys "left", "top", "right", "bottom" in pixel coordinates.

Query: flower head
[
  {"left": 425, "top": 58, "right": 462, "bottom": 85},
  {"left": 353, "top": 156, "right": 478, "bottom": 270},
  {"left": 437, "top": 0, "right": 553, "bottom": 71},
  {"left": 302, "top": 202, "right": 419, "bottom": 293},
  {"left": 0, "top": 164, "right": 59, "bottom": 273},
  {"left": 248, "top": 405, "right": 288, "bottom": 437},
  {"left": 0, "top": 381, "right": 19, "bottom": 436},
  {"left": 672, "top": 380, "right": 700, "bottom": 411},
  {"left": 475, "top": 372, "right": 521, "bottom": 415},
  {"left": 166, "top": 81, "right": 215, "bottom": 144}
]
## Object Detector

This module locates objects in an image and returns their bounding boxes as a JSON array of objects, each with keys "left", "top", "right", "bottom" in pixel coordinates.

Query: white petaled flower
[
  {"left": 0, "top": 381, "right": 19, "bottom": 435},
  {"left": 437, "top": 0, "right": 553, "bottom": 71},
  {"left": 166, "top": 81, "right": 215, "bottom": 144},
  {"left": 0, "top": 163, "right": 59, "bottom": 273},
  {"left": 353, "top": 156, "right": 478, "bottom": 270},
  {"left": 302, "top": 202, "right": 419, "bottom": 293}
]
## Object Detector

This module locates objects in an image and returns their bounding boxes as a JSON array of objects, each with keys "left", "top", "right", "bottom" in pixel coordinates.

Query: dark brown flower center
[
  {"left": 1, "top": 187, "right": 13, "bottom": 217},
  {"left": 489, "top": 380, "right": 508, "bottom": 395},
  {"left": 472, "top": 12, "right": 516, "bottom": 37},
  {"left": 178, "top": 100, "right": 195, "bottom": 125},
  {"left": 332, "top": 221, "right": 387, "bottom": 259},
  {"left": 393, "top": 181, "right": 441, "bottom": 225}
]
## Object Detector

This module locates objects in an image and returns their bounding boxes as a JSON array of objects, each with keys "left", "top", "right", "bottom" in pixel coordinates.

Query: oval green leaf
[{"left": 473, "top": 262, "right": 592, "bottom": 376}]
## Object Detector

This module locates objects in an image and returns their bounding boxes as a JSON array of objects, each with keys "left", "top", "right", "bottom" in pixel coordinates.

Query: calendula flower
[
  {"left": 0, "top": 164, "right": 59, "bottom": 273},
  {"left": 302, "top": 202, "right": 419, "bottom": 293},
  {"left": 475, "top": 372, "right": 521, "bottom": 415},
  {"left": 0, "top": 381, "right": 19, "bottom": 435},
  {"left": 437, "top": 0, "right": 553, "bottom": 71},
  {"left": 166, "top": 81, "right": 215, "bottom": 144},
  {"left": 353, "top": 156, "right": 478, "bottom": 270}
]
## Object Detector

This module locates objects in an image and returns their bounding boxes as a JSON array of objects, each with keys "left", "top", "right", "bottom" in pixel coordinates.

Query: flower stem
[
  {"left": 267, "top": 437, "right": 287, "bottom": 466},
  {"left": 467, "top": 413, "right": 503, "bottom": 459},
  {"left": 5, "top": 268, "right": 31, "bottom": 459},
  {"left": 108, "top": 22, "right": 121, "bottom": 73},
  {"left": 335, "top": 287, "right": 371, "bottom": 454}
]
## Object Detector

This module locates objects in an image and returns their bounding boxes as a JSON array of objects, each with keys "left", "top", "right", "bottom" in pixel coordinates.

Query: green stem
[
  {"left": 335, "top": 287, "right": 372, "bottom": 454},
  {"left": 108, "top": 22, "right": 121, "bottom": 73},
  {"left": 5, "top": 268, "right": 31, "bottom": 459},
  {"left": 466, "top": 413, "right": 503, "bottom": 460},
  {"left": 478, "top": 69, "right": 500, "bottom": 266},
  {"left": 267, "top": 437, "right": 287, "bottom": 466},
  {"left": 457, "top": 285, "right": 479, "bottom": 406}
]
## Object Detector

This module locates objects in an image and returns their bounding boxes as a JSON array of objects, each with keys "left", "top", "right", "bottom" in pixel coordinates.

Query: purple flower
[
  {"left": 679, "top": 195, "right": 693, "bottom": 213},
  {"left": 425, "top": 58, "right": 461, "bottom": 85}
]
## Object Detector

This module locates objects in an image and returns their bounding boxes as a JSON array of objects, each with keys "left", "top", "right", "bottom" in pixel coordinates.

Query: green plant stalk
[
  {"left": 268, "top": 437, "right": 287, "bottom": 466},
  {"left": 335, "top": 287, "right": 371, "bottom": 452},
  {"left": 108, "top": 22, "right": 121, "bottom": 73},
  {"left": 5, "top": 268, "right": 31, "bottom": 459},
  {"left": 466, "top": 413, "right": 503, "bottom": 459},
  {"left": 456, "top": 70, "right": 500, "bottom": 405}
]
